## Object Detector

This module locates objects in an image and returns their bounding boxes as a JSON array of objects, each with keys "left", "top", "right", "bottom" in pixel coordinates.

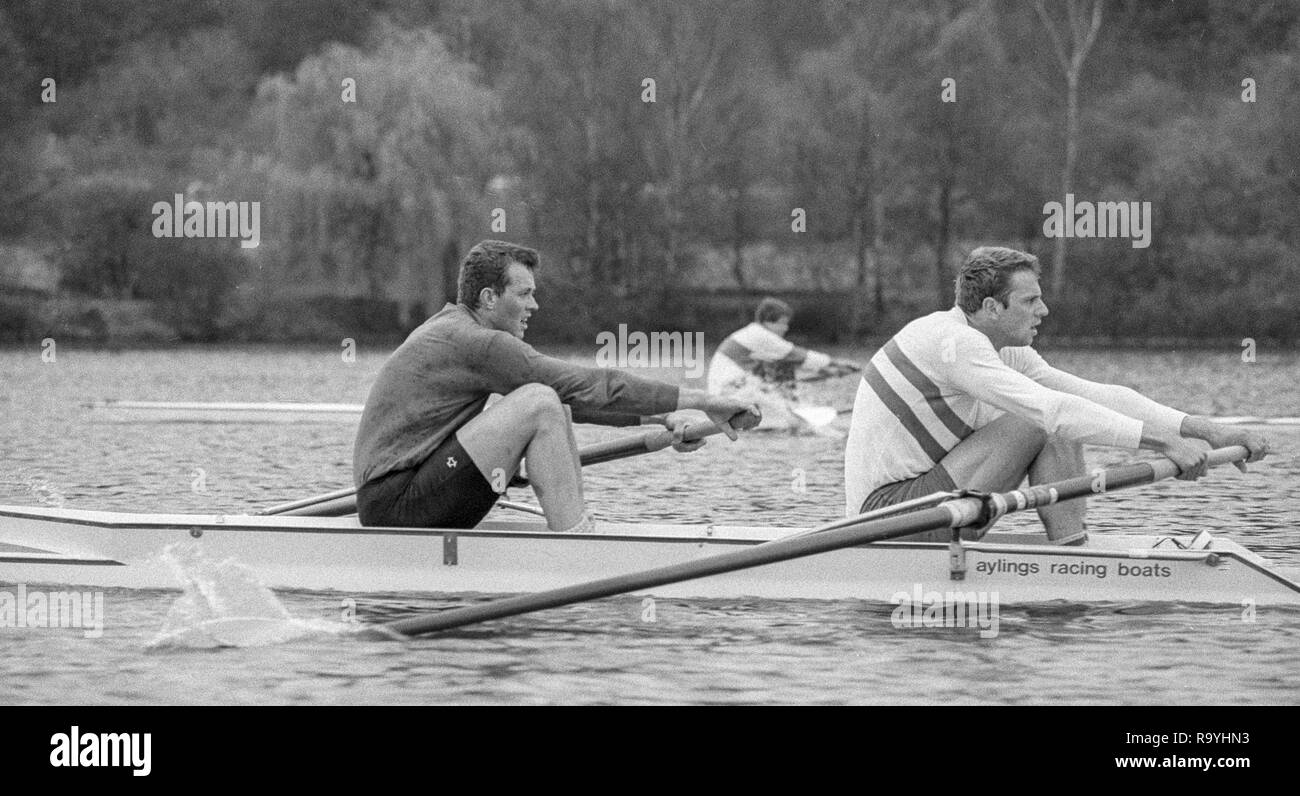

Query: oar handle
[
  {"left": 1148, "top": 445, "right": 1248, "bottom": 481},
  {"left": 578, "top": 418, "right": 738, "bottom": 466}
]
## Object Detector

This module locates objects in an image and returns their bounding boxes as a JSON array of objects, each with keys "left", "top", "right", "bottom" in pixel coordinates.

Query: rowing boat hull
[{"left": 1, "top": 504, "right": 1297, "bottom": 604}]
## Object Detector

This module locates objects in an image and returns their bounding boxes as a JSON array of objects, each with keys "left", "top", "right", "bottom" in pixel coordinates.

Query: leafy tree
[{"left": 246, "top": 24, "right": 504, "bottom": 320}]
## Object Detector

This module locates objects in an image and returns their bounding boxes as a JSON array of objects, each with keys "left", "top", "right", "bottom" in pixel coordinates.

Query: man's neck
[
  {"left": 961, "top": 310, "right": 1005, "bottom": 350},
  {"left": 459, "top": 302, "right": 489, "bottom": 328}
]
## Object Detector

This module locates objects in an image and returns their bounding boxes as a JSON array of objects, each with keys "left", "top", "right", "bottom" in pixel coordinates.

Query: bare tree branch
[
  {"left": 1073, "top": 0, "right": 1104, "bottom": 71},
  {"left": 1032, "top": 0, "right": 1071, "bottom": 74}
]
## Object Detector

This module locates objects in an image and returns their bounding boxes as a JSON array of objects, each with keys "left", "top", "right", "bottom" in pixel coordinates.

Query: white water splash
[
  {"left": 147, "top": 543, "right": 355, "bottom": 649},
  {"left": 17, "top": 470, "right": 67, "bottom": 507}
]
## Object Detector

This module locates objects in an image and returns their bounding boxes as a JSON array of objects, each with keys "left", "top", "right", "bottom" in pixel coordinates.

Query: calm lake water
[{"left": 1, "top": 343, "right": 1298, "bottom": 705}]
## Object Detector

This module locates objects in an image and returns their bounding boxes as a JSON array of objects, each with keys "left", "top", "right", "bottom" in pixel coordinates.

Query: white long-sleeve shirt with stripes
[
  {"left": 843, "top": 307, "right": 1187, "bottom": 515},
  {"left": 706, "top": 322, "right": 832, "bottom": 393}
]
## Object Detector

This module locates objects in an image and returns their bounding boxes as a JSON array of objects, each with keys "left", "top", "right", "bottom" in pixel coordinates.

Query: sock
[
  {"left": 1051, "top": 528, "right": 1089, "bottom": 546},
  {"left": 556, "top": 512, "right": 597, "bottom": 534}
]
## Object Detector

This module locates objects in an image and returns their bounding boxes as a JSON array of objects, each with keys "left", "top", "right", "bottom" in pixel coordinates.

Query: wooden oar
[
  {"left": 259, "top": 413, "right": 757, "bottom": 517},
  {"left": 382, "top": 446, "right": 1249, "bottom": 637}
]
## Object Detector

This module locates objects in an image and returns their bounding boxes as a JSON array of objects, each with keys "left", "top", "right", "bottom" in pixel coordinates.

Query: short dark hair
[
  {"left": 955, "top": 247, "right": 1042, "bottom": 313},
  {"left": 457, "top": 240, "right": 539, "bottom": 309},
  {"left": 755, "top": 297, "right": 793, "bottom": 324}
]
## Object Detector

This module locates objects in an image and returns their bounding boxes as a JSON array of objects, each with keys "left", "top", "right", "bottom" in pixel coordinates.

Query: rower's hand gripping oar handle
[
  {"left": 1154, "top": 445, "right": 1249, "bottom": 479},
  {"left": 514, "top": 411, "right": 758, "bottom": 481},
  {"left": 953, "top": 445, "right": 1253, "bottom": 538},
  {"left": 574, "top": 410, "right": 759, "bottom": 468}
]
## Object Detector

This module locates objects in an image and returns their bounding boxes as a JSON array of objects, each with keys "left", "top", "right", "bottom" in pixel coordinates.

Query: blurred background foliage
[{"left": 0, "top": 0, "right": 1296, "bottom": 343}]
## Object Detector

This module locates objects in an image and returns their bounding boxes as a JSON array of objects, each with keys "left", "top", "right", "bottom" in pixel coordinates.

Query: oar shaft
[
  {"left": 256, "top": 487, "right": 358, "bottom": 516},
  {"left": 386, "top": 502, "right": 975, "bottom": 636},
  {"left": 385, "top": 446, "right": 1250, "bottom": 637}
]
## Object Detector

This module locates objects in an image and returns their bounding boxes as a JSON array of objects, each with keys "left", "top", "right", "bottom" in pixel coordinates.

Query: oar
[
  {"left": 798, "top": 362, "right": 863, "bottom": 384},
  {"left": 382, "top": 446, "right": 1250, "bottom": 637},
  {"left": 253, "top": 487, "right": 357, "bottom": 517},
  {"left": 259, "top": 413, "right": 757, "bottom": 517},
  {"left": 789, "top": 405, "right": 839, "bottom": 428},
  {"left": 576, "top": 416, "right": 747, "bottom": 466}
]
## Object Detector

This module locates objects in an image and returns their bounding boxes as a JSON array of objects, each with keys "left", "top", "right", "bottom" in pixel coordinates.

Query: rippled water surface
[{"left": 1, "top": 344, "right": 1298, "bottom": 704}]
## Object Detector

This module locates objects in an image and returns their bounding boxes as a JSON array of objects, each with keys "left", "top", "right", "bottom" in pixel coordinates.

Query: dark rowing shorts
[
  {"left": 357, "top": 436, "right": 501, "bottom": 529},
  {"left": 860, "top": 464, "right": 966, "bottom": 542}
]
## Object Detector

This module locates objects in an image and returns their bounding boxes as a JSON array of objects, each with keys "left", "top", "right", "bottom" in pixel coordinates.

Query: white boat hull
[{"left": 2, "top": 504, "right": 1297, "bottom": 604}]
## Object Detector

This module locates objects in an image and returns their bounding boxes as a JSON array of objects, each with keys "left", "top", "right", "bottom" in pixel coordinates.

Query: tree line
[{"left": 1, "top": 0, "right": 1297, "bottom": 343}]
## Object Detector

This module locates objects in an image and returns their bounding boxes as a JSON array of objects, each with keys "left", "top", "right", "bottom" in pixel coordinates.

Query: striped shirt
[
  {"left": 706, "top": 322, "right": 832, "bottom": 393},
  {"left": 843, "top": 307, "right": 1187, "bottom": 515}
]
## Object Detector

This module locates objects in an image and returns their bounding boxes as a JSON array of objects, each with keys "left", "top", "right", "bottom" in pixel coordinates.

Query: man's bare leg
[
  {"left": 456, "top": 383, "right": 587, "bottom": 532},
  {"left": 938, "top": 414, "right": 1087, "bottom": 542},
  {"left": 1026, "top": 434, "right": 1087, "bottom": 543}
]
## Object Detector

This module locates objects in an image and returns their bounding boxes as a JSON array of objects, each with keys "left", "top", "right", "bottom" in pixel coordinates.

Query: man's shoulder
[
  {"left": 730, "top": 322, "right": 781, "bottom": 345},
  {"left": 410, "top": 304, "right": 514, "bottom": 345},
  {"left": 999, "top": 344, "right": 1049, "bottom": 370},
  {"left": 898, "top": 307, "right": 967, "bottom": 331},
  {"left": 418, "top": 303, "right": 477, "bottom": 333},
  {"left": 389, "top": 304, "right": 510, "bottom": 366},
  {"left": 890, "top": 308, "right": 984, "bottom": 351}
]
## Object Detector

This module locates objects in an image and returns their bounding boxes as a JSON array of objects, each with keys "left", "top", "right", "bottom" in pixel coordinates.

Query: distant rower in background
[{"left": 707, "top": 298, "right": 861, "bottom": 431}]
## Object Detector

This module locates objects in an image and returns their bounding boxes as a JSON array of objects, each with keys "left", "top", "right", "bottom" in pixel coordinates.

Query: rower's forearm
[
  {"left": 1139, "top": 422, "right": 1179, "bottom": 451},
  {"left": 1179, "top": 415, "right": 1220, "bottom": 443},
  {"left": 676, "top": 388, "right": 707, "bottom": 412},
  {"left": 1142, "top": 416, "right": 1226, "bottom": 451}
]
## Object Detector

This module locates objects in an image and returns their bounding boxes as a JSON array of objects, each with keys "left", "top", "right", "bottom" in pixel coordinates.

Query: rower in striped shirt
[
  {"left": 843, "top": 246, "right": 1269, "bottom": 545},
  {"left": 706, "top": 298, "right": 860, "bottom": 427}
]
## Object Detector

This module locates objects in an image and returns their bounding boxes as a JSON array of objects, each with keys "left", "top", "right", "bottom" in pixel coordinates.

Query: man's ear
[
  {"left": 981, "top": 296, "right": 1000, "bottom": 316},
  {"left": 479, "top": 287, "right": 496, "bottom": 309}
]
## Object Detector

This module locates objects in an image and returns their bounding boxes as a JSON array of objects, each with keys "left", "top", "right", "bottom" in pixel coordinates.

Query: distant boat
[
  {"left": 83, "top": 399, "right": 363, "bottom": 424},
  {"left": 81, "top": 399, "right": 1299, "bottom": 428}
]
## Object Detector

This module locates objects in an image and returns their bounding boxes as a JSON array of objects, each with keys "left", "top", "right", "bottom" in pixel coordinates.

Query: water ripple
[{"left": 1, "top": 346, "right": 1297, "bottom": 704}]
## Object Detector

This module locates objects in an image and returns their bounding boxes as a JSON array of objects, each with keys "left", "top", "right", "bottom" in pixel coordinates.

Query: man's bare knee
[
  {"left": 507, "top": 383, "right": 559, "bottom": 407},
  {"left": 1039, "top": 433, "right": 1083, "bottom": 463},
  {"left": 1044, "top": 432, "right": 1077, "bottom": 450},
  {"left": 511, "top": 383, "right": 565, "bottom": 424},
  {"left": 994, "top": 414, "right": 1048, "bottom": 451}
]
